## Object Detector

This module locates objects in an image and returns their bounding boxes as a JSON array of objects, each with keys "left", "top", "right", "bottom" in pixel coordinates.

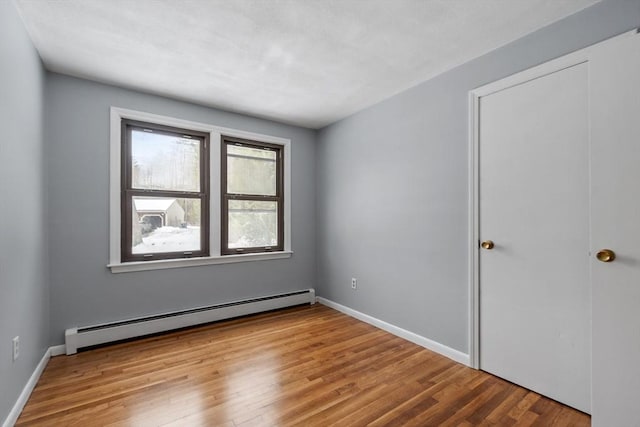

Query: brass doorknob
[
  {"left": 481, "top": 240, "right": 494, "bottom": 250},
  {"left": 596, "top": 249, "right": 616, "bottom": 263}
]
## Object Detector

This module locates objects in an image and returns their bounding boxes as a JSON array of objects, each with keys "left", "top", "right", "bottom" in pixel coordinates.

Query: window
[
  {"left": 221, "top": 137, "right": 284, "bottom": 254},
  {"left": 121, "top": 119, "right": 209, "bottom": 262},
  {"left": 109, "top": 107, "right": 292, "bottom": 273}
]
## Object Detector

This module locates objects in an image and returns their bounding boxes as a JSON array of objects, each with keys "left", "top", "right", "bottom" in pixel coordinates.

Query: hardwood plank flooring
[{"left": 16, "top": 304, "right": 590, "bottom": 426}]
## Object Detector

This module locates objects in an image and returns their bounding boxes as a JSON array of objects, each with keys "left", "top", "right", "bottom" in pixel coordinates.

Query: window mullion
[
  {"left": 226, "top": 194, "right": 278, "bottom": 202},
  {"left": 126, "top": 189, "right": 205, "bottom": 199}
]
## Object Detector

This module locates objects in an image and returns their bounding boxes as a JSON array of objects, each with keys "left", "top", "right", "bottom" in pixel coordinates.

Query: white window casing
[{"left": 108, "top": 107, "right": 292, "bottom": 273}]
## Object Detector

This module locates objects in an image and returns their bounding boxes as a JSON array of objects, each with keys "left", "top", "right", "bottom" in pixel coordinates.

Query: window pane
[
  {"left": 228, "top": 200, "right": 277, "bottom": 248},
  {"left": 227, "top": 144, "right": 277, "bottom": 196},
  {"left": 132, "top": 197, "right": 201, "bottom": 254},
  {"left": 131, "top": 129, "right": 200, "bottom": 192}
]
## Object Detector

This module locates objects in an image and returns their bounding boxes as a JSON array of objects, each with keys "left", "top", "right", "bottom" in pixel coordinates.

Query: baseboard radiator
[{"left": 65, "top": 289, "right": 315, "bottom": 355}]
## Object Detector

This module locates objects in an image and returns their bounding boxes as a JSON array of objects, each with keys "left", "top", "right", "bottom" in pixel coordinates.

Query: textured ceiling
[{"left": 16, "top": 0, "right": 598, "bottom": 129}]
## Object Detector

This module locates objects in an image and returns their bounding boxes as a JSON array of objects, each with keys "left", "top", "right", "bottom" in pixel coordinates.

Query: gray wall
[
  {"left": 0, "top": 0, "right": 49, "bottom": 423},
  {"left": 46, "top": 73, "right": 317, "bottom": 344},
  {"left": 316, "top": 0, "right": 640, "bottom": 354}
]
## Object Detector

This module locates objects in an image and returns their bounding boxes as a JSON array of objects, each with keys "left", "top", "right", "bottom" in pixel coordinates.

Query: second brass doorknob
[
  {"left": 481, "top": 240, "right": 494, "bottom": 250},
  {"left": 596, "top": 249, "right": 616, "bottom": 263}
]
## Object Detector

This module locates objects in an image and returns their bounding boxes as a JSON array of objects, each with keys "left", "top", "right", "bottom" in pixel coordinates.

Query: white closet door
[
  {"left": 590, "top": 32, "right": 640, "bottom": 426},
  {"left": 478, "top": 62, "right": 591, "bottom": 412}
]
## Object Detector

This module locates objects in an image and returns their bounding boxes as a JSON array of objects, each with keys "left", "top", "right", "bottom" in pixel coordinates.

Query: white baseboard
[
  {"left": 2, "top": 346, "right": 53, "bottom": 427},
  {"left": 317, "top": 297, "right": 470, "bottom": 366},
  {"left": 49, "top": 345, "right": 66, "bottom": 357}
]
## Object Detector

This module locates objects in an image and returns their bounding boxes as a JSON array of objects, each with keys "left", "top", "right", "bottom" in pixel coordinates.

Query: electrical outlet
[
  {"left": 351, "top": 278, "right": 357, "bottom": 290},
  {"left": 12, "top": 336, "right": 19, "bottom": 361}
]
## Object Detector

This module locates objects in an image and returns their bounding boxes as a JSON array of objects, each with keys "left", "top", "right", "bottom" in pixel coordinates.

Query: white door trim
[{"left": 467, "top": 29, "right": 637, "bottom": 369}]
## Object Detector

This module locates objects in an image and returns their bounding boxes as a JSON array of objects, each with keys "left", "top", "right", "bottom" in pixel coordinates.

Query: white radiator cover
[{"left": 65, "top": 289, "right": 315, "bottom": 355}]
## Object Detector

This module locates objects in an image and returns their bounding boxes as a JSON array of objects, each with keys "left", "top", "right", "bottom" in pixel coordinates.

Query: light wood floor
[{"left": 17, "top": 304, "right": 590, "bottom": 426}]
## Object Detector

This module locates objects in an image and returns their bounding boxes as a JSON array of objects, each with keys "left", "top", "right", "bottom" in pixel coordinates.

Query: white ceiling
[{"left": 16, "top": 0, "right": 598, "bottom": 129}]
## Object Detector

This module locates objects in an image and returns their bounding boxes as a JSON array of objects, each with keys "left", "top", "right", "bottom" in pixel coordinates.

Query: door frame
[{"left": 467, "top": 30, "right": 635, "bottom": 369}]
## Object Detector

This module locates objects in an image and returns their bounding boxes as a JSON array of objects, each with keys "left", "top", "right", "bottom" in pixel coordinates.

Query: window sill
[{"left": 108, "top": 251, "right": 293, "bottom": 273}]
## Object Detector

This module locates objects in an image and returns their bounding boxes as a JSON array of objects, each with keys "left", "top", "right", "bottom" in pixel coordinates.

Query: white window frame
[{"left": 108, "top": 107, "right": 292, "bottom": 273}]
